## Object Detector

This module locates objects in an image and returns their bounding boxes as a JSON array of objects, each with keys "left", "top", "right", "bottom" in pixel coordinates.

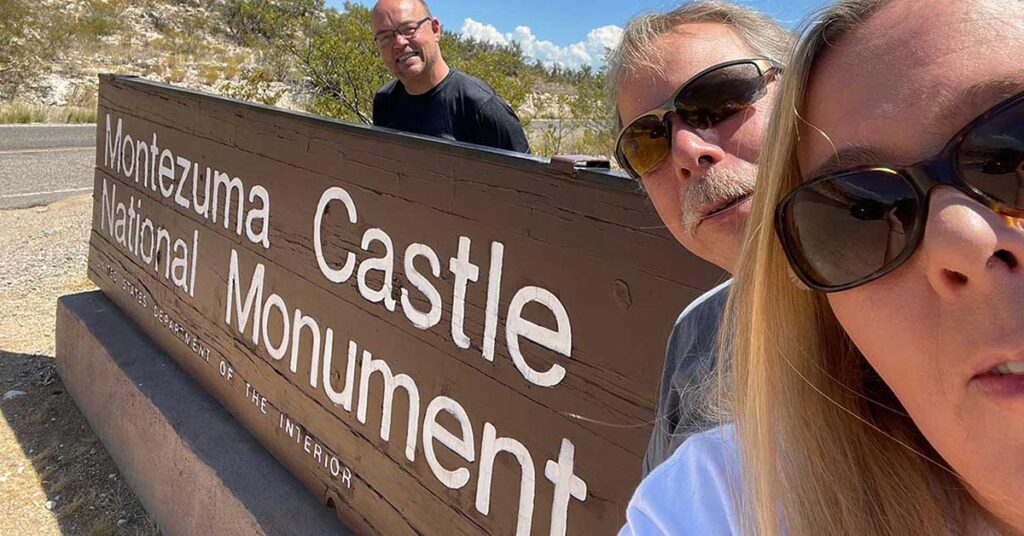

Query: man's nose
[
  {"left": 667, "top": 115, "right": 726, "bottom": 182},
  {"left": 920, "top": 187, "right": 1024, "bottom": 299},
  {"left": 392, "top": 33, "right": 412, "bottom": 49}
]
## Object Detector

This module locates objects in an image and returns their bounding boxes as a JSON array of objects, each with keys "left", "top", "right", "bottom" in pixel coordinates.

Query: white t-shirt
[{"left": 620, "top": 425, "right": 741, "bottom": 536}]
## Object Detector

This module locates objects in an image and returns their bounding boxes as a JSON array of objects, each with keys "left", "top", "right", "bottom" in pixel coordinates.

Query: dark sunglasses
[
  {"left": 776, "top": 89, "right": 1024, "bottom": 292},
  {"left": 614, "top": 58, "right": 782, "bottom": 179}
]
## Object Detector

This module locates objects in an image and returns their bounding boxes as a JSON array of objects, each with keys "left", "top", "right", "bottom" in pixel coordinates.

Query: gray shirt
[{"left": 641, "top": 280, "right": 731, "bottom": 476}]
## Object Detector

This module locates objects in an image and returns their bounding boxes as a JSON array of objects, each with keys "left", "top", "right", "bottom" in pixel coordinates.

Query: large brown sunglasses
[
  {"left": 776, "top": 89, "right": 1024, "bottom": 292},
  {"left": 614, "top": 58, "right": 782, "bottom": 179}
]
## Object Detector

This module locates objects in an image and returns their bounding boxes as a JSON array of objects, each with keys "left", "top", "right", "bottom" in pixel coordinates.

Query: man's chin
[{"left": 396, "top": 57, "right": 425, "bottom": 77}]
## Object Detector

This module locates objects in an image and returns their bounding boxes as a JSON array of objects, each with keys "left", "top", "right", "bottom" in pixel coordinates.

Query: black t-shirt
[{"left": 372, "top": 69, "right": 530, "bottom": 154}]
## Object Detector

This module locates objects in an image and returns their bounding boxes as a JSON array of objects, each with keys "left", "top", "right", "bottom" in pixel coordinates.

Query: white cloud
[{"left": 459, "top": 18, "right": 623, "bottom": 70}]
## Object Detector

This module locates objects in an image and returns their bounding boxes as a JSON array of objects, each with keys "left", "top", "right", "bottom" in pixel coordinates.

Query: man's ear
[{"left": 431, "top": 18, "right": 441, "bottom": 39}]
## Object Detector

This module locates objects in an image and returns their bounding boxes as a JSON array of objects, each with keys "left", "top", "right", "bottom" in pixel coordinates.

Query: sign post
[{"left": 86, "top": 74, "right": 722, "bottom": 535}]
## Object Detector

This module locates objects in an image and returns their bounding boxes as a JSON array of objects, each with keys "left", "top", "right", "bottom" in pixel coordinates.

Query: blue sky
[{"left": 330, "top": 0, "right": 833, "bottom": 69}]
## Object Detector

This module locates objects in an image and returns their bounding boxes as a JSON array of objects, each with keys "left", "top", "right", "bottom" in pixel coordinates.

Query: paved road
[{"left": 0, "top": 124, "right": 97, "bottom": 209}]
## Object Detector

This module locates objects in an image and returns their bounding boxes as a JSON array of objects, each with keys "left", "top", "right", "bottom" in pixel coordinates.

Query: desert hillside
[{"left": 2, "top": 0, "right": 614, "bottom": 157}]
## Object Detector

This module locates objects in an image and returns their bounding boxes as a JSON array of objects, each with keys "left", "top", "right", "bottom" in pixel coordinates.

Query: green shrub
[
  {"left": 0, "top": 0, "right": 52, "bottom": 99},
  {"left": 74, "top": 0, "right": 128, "bottom": 38},
  {"left": 219, "top": 69, "right": 286, "bottom": 106}
]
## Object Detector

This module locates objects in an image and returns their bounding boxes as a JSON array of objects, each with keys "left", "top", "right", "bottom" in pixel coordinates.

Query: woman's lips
[
  {"left": 972, "top": 374, "right": 1024, "bottom": 397},
  {"left": 971, "top": 359, "right": 1024, "bottom": 397}
]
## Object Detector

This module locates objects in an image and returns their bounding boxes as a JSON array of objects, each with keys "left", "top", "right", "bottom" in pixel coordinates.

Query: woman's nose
[{"left": 920, "top": 187, "right": 1024, "bottom": 298}]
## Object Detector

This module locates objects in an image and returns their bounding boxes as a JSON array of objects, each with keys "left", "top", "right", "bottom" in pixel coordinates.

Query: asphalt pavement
[{"left": 0, "top": 124, "right": 97, "bottom": 209}]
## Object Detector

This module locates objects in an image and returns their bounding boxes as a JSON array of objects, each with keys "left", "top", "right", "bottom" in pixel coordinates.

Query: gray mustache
[{"left": 680, "top": 166, "right": 756, "bottom": 236}]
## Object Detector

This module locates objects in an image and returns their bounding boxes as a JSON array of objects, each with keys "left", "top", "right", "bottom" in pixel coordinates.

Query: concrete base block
[{"left": 55, "top": 291, "right": 351, "bottom": 536}]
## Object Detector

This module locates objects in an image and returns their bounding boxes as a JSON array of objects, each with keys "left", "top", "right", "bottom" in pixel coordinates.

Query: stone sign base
[{"left": 55, "top": 291, "right": 351, "bottom": 536}]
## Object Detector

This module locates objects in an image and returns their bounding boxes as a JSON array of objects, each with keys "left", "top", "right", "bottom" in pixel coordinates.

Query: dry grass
[
  {"left": 88, "top": 515, "right": 117, "bottom": 535},
  {"left": 0, "top": 102, "right": 96, "bottom": 124}
]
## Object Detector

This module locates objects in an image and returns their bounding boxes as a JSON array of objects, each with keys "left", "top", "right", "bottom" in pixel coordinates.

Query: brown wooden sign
[{"left": 86, "top": 74, "right": 723, "bottom": 535}]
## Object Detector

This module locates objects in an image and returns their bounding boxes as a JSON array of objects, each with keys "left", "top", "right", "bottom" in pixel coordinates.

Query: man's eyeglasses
[
  {"left": 776, "top": 89, "right": 1024, "bottom": 292},
  {"left": 374, "top": 17, "right": 432, "bottom": 47},
  {"left": 613, "top": 58, "right": 782, "bottom": 180}
]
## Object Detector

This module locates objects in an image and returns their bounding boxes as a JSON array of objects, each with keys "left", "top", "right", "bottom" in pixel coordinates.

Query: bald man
[{"left": 370, "top": 0, "right": 530, "bottom": 153}]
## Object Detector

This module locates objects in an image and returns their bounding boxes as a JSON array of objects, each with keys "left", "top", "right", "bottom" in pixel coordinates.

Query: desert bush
[
  {"left": 299, "top": 3, "right": 391, "bottom": 123},
  {"left": 199, "top": 64, "right": 223, "bottom": 85},
  {"left": 219, "top": 68, "right": 286, "bottom": 106},
  {"left": 154, "top": 28, "right": 208, "bottom": 57},
  {"left": 71, "top": 0, "right": 130, "bottom": 40},
  {"left": 220, "top": 0, "right": 324, "bottom": 46},
  {"left": 223, "top": 53, "right": 246, "bottom": 79},
  {"left": 0, "top": 0, "right": 56, "bottom": 99},
  {"left": 224, "top": 0, "right": 385, "bottom": 122}
]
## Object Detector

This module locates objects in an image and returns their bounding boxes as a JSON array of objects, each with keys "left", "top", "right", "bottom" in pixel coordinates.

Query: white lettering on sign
[
  {"left": 357, "top": 229, "right": 397, "bottom": 312},
  {"left": 358, "top": 349, "right": 420, "bottom": 462},
  {"left": 103, "top": 114, "right": 271, "bottom": 249},
  {"left": 278, "top": 411, "right": 352, "bottom": 487},
  {"left": 477, "top": 421, "right": 536, "bottom": 536},
  {"left": 545, "top": 439, "right": 589, "bottom": 536},
  {"left": 291, "top": 309, "right": 321, "bottom": 382},
  {"left": 322, "top": 337, "right": 357, "bottom": 411},
  {"left": 226, "top": 249, "right": 264, "bottom": 345},
  {"left": 98, "top": 110, "right": 596, "bottom": 535},
  {"left": 311, "top": 186, "right": 574, "bottom": 388},
  {"left": 422, "top": 396, "right": 475, "bottom": 489},
  {"left": 152, "top": 304, "right": 212, "bottom": 363},
  {"left": 223, "top": 249, "right": 589, "bottom": 533},
  {"left": 506, "top": 286, "right": 572, "bottom": 388},
  {"left": 101, "top": 179, "right": 199, "bottom": 297},
  {"left": 401, "top": 243, "right": 443, "bottom": 329},
  {"left": 313, "top": 186, "right": 357, "bottom": 283},
  {"left": 449, "top": 235, "right": 480, "bottom": 350}
]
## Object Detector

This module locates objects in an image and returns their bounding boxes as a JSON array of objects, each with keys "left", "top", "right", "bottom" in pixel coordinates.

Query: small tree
[
  {"left": 0, "top": 0, "right": 52, "bottom": 99},
  {"left": 224, "top": 0, "right": 389, "bottom": 123},
  {"left": 300, "top": 4, "right": 392, "bottom": 124},
  {"left": 226, "top": 0, "right": 534, "bottom": 126}
]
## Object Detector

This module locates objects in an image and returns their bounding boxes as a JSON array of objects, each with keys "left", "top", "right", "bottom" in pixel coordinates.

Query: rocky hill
[{"left": 11, "top": 0, "right": 298, "bottom": 111}]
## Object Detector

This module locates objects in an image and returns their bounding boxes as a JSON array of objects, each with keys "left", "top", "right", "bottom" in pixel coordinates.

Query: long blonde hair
[{"left": 716, "top": 1, "right": 970, "bottom": 534}]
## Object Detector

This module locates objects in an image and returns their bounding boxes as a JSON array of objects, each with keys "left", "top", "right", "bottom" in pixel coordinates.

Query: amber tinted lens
[
  {"left": 618, "top": 114, "right": 670, "bottom": 176},
  {"left": 675, "top": 62, "right": 767, "bottom": 130},
  {"left": 780, "top": 171, "right": 921, "bottom": 288},
  {"left": 959, "top": 97, "right": 1024, "bottom": 207}
]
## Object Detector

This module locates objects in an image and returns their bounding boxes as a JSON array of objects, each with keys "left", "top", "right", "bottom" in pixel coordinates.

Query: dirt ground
[{"left": 0, "top": 195, "right": 158, "bottom": 535}]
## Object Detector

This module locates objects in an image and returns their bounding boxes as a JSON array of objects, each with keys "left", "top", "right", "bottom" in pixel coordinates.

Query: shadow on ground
[{"left": 0, "top": 349, "right": 158, "bottom": 535}]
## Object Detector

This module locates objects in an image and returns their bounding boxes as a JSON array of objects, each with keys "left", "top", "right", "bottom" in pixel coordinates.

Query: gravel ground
[{"left": 0, "top": 194, "right": 158, "bottom": 535}]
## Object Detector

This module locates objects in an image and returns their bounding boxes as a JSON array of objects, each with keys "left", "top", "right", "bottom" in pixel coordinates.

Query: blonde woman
[{"left": 621, "top": 0, "right": 1024, "bottom": 534}]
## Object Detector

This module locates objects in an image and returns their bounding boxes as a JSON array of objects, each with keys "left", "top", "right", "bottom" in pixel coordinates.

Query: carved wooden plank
[{"left": 87, "top": 74, "right": 723, "bottom": 535}]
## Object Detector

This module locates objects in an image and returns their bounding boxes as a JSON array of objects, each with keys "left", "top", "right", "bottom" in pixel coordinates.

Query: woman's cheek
[
  {"left": 829, "top": 276, "right": 966, "bottom": 449},
  {"left": 827, "top": 282, "right": 934, "bottom": 399}
]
